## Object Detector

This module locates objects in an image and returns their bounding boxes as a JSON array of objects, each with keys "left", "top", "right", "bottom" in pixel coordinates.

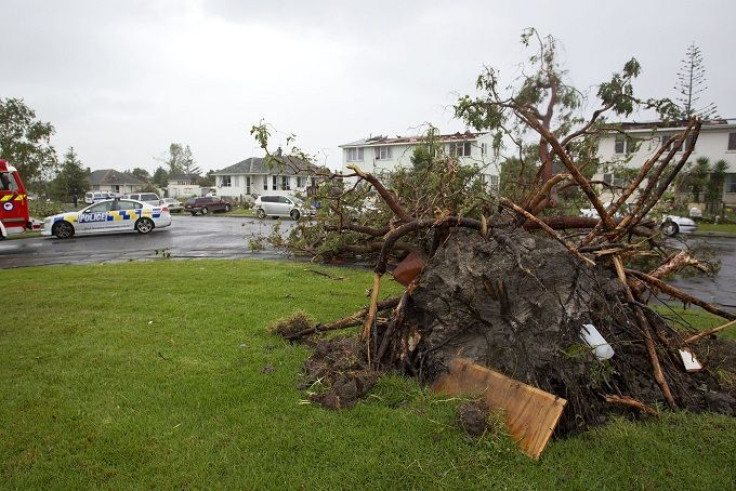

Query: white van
[
  {"left": 124, "top": 193, "right": 162, "bottom": 206},
  {"left": 84, "top": 191, "right": 111, "bottom": 204}
]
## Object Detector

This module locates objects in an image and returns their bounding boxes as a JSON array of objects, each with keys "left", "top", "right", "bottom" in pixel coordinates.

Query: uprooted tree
[{"left": 257, "top": 29, "right": 736, "bottom": 437}]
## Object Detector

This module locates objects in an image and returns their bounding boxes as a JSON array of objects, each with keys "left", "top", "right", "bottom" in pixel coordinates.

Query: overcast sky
[{"left": 3, "top": 0, "right": 735, "bottom": 174}]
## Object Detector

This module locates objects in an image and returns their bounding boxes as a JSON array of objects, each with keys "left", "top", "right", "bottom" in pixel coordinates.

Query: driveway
[{"left": 0, "top": 215, "right": 299, "bottom": 268}]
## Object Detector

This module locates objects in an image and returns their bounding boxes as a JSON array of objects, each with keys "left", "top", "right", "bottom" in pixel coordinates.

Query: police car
[{"left": 42, "top": 198, "right": 172, "bottom": 239}]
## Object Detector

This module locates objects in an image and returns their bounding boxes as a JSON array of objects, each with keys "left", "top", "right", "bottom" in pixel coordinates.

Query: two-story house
[
  {"left": 339, "top": 131, "right": 499, "bottom": 190},
  {"left": 596, "top": 119, "right": 736, "bottom": 205},
  {"left": 211, "top": 157, "right": 318, "bottom": 200}
]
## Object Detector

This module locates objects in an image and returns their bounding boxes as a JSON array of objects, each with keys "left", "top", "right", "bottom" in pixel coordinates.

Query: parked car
[
  {"left": 253, "top": 195, "right": 313, "bottom": 220},
  {"left": 580, "top": 202, "right": 696, "bottom": 236},
  {"left": 42, "top": 199, "right": 172, "bottom": 239},
  {"left": 84, "top": 191, "right": 113, "bottom": 204},
  {"left": 160, "top": 198, "right": 184, "bottom": 213},
  {"left": 184, "top": 196, "right": 231, "bottom": 215},
  {"left": 124, "top": 192, "right": 162, "bottom": 206},
  {"left": 660, "top": 214, "right": 697, "bottom": 236}
]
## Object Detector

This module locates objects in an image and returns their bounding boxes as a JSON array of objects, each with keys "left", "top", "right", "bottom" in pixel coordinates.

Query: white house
[
  {"left": 166, "top": 173, "right": 202, "bottom": 198},
  {"left": 339, "top": 131, "right": 500, "bottom": 190},
  {"left": 211, "top": 157, "right": 318, "bottom": 200},
  {"left": 596, "top": 120, "right": 736, "bottom": 205}
]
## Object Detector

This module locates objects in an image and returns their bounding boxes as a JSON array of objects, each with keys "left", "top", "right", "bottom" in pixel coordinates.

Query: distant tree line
[{"left": 0, "top": 97, "right": 213, "bottom": 202}]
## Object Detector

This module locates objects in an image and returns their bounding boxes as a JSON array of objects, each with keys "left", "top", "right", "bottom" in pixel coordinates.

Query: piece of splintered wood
[{"left": 432, "top": 358, "right": 566, "bottom": 460}]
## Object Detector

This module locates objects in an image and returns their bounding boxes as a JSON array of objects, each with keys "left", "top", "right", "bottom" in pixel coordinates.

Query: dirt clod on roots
[
  {"left": 302, "top": 338, "right": 379, "bottom": 410},
  {"left": 269, "top": 312, "right": 312, "bottom": 338}
]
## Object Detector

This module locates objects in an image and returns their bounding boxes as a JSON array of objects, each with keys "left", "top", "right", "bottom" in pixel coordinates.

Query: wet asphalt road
[
  {"left": 2, "top": 217, "right": 735, "bottom": 311},
  {"left": 0, "top": 214, "right": 298, "bottom": 268},
  {"left": 669, "top": 236, "right": 736, "bottom": 311}
]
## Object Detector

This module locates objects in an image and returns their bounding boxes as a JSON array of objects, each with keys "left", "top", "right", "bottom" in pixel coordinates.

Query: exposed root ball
[
  {"left": 293, "top": 228, "right": 736, "bottom": 438},
  {"left": 382, "top": 229, "right": 736, "bottom": 434}
]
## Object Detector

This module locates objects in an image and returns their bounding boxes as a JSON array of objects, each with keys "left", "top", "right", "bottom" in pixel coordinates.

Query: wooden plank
[{"left": 432, "top": 357, "right": 567, "bottom": 460}]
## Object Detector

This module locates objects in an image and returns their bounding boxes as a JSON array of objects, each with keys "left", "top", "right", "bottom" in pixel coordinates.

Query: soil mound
[{"left": 302, "top": 337, "right": 378, "bottom": 410}]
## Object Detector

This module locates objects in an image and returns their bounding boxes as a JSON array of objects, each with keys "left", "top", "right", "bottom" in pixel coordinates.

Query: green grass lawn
[
  {"left": 1, "top": 260, "right": 734, "bottom": 490},
  {"left": 694, "top": 222, "right": 736, "bottom": 236}
]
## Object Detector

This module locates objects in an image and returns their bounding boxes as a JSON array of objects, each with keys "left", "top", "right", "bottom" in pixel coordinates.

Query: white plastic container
[
  {"left": 679, "top": 348, "right": 703, "bottom": 372},
  {"left": 580, "top": 324, "right": 615, "bottom": 360}
]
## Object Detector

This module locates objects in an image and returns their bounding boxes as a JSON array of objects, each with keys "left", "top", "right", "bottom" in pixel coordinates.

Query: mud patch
[{"left": 458, "top": 401, "right": 489, "bottom": 437}]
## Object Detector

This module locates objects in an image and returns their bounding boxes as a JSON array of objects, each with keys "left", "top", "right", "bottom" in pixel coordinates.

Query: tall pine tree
[{"left": 674, "top": 43, "right": 718, "bottom": 119}]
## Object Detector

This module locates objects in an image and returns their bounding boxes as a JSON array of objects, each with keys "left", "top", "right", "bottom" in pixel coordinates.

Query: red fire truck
[{"left": 0, "top": 159, "right": 32, "bottom": 238}]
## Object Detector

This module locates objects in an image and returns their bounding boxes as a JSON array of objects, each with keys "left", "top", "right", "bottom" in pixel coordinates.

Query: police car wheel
[
  {"left": 135, "top": 218, "right": 155, "bottom": 234},
  {"left": 52, "top": 221, "right": 74, "bottom": 239}
]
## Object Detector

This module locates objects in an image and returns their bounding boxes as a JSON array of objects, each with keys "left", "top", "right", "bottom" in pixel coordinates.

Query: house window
[
  {"left": 614, "top": 136, "right": 627, "bottom": 154},
  {"left": 297, "top": 176, "right": 304, "bottom": 188},
  {"left": 273, "top": 175, "right": 277, "bottom": 190},
  {"left": 603, "top": 173, "right": 627, "bottom": 187},
  {"left": 221, "top": 176, "right": 232, "bottom": 187},
  {"left": 281, "top": 176, "right": 290, "bottom": 190},
  {"left": 489, "top": 174, "right": 499, "bottom": 192},
  {"left": 481, "top": 143, "right": 487, "bottom": 157},
  {"left": 729, "top": 132, "right": 736, "bottom": 151},
  {"left": 684, "top": 135, "right": 695, "bottom": 152},
  {"left": 375, "top": 146, "right": 392, "bottom": 160},
  {"left": 246, "top": 176, "right": 251, "bottom": 195},
  {"left": 449, "top": 142, "right": 472, "bottom": 157},
  {"left": 729, "top": 175, "right": 736, "bottom": 193},
  {"left": 346, "top": 147, "right": 364, "bottom": 161},
  {"left": 662, "top": 133, "right": 694, "bottom": 152},
  {"left": 263, "top": 176, "right": 268, "bottom": 191}
]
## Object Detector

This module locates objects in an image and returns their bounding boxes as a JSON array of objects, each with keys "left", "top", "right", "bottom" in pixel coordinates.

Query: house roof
[
  {"left": 88, "top": 169, "right": 146, "bottom": 186},
  {"left": 617, "top": 119, "right": 736, "bottom": 132},
  {"left": 211, "top": 156, "right": 315, "bottom": 176},
  {"left": 340, "top": 131, "right": 487, "bottom": 148},
  {"left": 168, "top": 173, "right": 200, "bottom": 181}
]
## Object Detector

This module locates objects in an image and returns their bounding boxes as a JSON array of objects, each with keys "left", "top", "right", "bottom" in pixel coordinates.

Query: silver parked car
[
  {"left": 253, "top": 195, "right": 313, "bottom": 220},
  {"left": 160, "top": 198, "right": 184, "bottom": 213}
]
